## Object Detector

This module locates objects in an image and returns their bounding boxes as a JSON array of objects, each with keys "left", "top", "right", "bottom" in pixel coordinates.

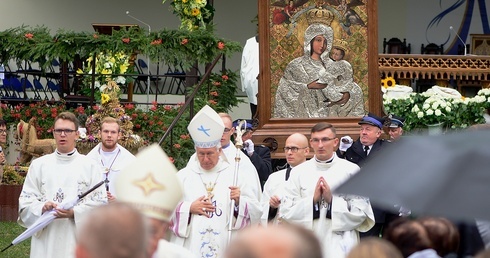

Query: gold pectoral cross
[{"left": 204, "top": 182, "right": 215, "bottom": 200}]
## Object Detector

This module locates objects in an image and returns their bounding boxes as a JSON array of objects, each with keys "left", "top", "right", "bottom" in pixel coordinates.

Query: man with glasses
[
  {"left": 86, "top": 117, "right": 135, "bottom": 201},
  {"left": 0, "top": 119, "right": 8, "bottom": 183},
  {"left": 18, "top": 111, "right": 107, "bottom": 258},
  {"left": 280, "top": 122, "right": 374, "bottom": 258},
  {"left": 261, "top": 133, "right": 309, "bottom": 224}
]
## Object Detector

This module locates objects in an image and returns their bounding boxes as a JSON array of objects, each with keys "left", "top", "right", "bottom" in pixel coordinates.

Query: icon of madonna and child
[{"left": 272, "top": 2, "right": 367, "bottom": 119}]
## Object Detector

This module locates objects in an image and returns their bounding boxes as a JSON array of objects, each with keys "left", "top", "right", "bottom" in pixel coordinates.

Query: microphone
[
  {"left": 125, "top": 11, "right": 152, "bottom": 109},
  {"left": 450, "top": 26, "right": 466, "bottom": 56},
  {"left": 126, "top": 11, "right": 151, "bottom": 34}
]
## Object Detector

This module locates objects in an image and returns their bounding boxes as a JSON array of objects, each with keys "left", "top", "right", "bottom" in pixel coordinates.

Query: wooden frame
[
  {"left": 254, "top": 0, "right": 380, "bottom": 158},
  {"left": 471, "top": 34, "right": 490, "bottom": 56}
]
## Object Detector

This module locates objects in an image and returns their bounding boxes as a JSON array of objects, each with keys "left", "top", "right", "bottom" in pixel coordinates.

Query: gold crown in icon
[{"left": 306, "top": 6, "right": 335, "bottom": 26}]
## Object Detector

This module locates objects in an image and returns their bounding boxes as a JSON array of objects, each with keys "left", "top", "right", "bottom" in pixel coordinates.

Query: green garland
[{"left": 0, "top": 25, "right": 241, "bottom": 71}]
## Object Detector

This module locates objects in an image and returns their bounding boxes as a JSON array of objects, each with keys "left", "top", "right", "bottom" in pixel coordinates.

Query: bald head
[
  {"left": 225, "top": 224, "right": 322, "bottom": 258},
  {"left": 284, "top": 133, "right": 309, "bottom": 167},
  {"left": 76, "top": 202, "right": 148, "bottom": 258}
]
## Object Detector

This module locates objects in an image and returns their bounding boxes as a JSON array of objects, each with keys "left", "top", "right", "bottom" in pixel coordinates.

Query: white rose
[
  {"left": 426, "top": 109, "right": 434, "bottom": 116},
  {"left": 434, "top": 109, "right": 442, "bottom": 116},
  {"left": 417, "top": 111, "right": 424, "bottom": 118},
  {"left": 445, "top": 106, "right": 451, "bottom": 112}
]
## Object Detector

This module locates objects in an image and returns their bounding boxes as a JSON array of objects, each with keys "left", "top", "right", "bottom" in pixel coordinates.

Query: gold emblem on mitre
[
  {"left": 115, "top": 144, "right": 183, "bottom": 221},
  {"left": 306, "top": 6, "right": 335, "bottom": 26},
  {"left": 133, "top": 174, "right": 165, "bottom": 196}
]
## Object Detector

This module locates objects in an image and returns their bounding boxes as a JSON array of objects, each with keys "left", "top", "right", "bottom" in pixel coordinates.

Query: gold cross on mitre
[{"left": 133, "top": 174, "right": 165, "bottom": 196}]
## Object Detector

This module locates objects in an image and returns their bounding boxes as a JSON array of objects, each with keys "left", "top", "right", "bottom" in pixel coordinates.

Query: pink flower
[
  {"left": 210, "top": 91, "right": 218, "bottom": 97},
  {"left": 151, "top": 39, "right": 162, "bottom": 45},
  {"left": 221, "top": 75, "right": 229, "bottom": 81},
  {"left": 25, "top": 33, "right": 34, "bottom": 39},
  {"left": 181, "top": 38, "right": 188, "bottom": 45},
  {"left": 122, "top": 38, "right": 131, "bottom": 43}
]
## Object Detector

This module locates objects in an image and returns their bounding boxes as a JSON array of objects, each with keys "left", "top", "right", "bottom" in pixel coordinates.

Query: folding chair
[
  {"left": 33, "top": 78, "right": 50, "bottom": 100},
  {"left": 134, "top": 59, "right": 158, "bottom": 94},
  {"left": 21, "top": 77, "right": 41, "bottom": 99}
]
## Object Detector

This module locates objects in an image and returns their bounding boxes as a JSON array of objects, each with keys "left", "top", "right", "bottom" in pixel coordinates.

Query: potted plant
[{"left": 0, "top": 165, "right": 26, "bottom": 222}]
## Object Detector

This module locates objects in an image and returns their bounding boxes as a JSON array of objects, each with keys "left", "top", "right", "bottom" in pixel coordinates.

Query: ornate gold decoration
[
  {"left": 333, "top": 38, "right": 349, "bottom": 53},
  {"left": 306, "top": 6, "right": 335, "bottom": 26},
  {"left": 133, "top": 174, "right": 165, "bottom": 196}
]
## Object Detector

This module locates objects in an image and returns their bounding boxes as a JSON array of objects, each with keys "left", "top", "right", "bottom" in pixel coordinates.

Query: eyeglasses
[
  {"left": 53, "top": 129, "right": 77, "bottom": 135},
  {"left": 310, "top": 137, "right": 336, "bottom": 144},
  {"left": 223, "top": 128, "right": 232, "bottom": 133},
  {"left": 0, "top": 129, "right": 7, "bottom": 134},
  {"left": 284, "top": 147, "right": 308, "bottom": 153}
]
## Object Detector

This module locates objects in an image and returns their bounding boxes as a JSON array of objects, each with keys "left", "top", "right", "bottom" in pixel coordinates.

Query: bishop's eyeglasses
[{"left": 53, "top": 129, "right": 77, "bottom": 135}]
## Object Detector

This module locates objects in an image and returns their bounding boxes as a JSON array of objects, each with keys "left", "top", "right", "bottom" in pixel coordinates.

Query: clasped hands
[
  {"left": 313, "top": 177, "right": 332, "bottom": 205},
  {"left": 42, "top": 201, "right": 74, "bottom": 219}
]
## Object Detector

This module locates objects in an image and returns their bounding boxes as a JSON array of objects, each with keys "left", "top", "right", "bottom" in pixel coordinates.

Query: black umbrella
[{"left": 335, "top": 130, "right": 490, "bottom": 222}]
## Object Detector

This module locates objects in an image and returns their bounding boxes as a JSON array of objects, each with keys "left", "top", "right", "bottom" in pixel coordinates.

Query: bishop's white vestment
[
  {"left": 280, "top": 155, "right": 374, "bottom": 258},
  {"left": 171, "top": 158, "right": 262, "bottom": 257},
  {"left": 18, "top": 150, "right": 107, "bottom": 258}
]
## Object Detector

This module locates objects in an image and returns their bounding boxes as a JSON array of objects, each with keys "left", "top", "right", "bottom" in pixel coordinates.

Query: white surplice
[
  {"left": 86, "top": 143, "right": 135, "bottom": 197},
  {"left": 280, "top": 155, "right": 375, "bottom": 258},
  {"left": 260, "top": 168, "right": 288, "bottom": 225},
  {"left": 240, "top": 36, "right": 259, "bottom": 106},
  {"left": 18, "top": 150, "right": 107, "bottom": 258},
  {"left": 171, "top": 157, "right": 261, "bottom": 257}
]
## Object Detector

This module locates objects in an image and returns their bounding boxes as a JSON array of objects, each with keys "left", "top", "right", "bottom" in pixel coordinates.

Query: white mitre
[
  {"left": 187, "top": 105, "right": 224, "bottom": 148},
  {"left": 115, "top": 144, "right": 183, "bottom": 221}
]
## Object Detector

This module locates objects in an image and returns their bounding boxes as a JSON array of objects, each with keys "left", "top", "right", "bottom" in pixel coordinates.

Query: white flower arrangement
[{"left": 383, "top": 85, "right": 487, "bottom": 131}]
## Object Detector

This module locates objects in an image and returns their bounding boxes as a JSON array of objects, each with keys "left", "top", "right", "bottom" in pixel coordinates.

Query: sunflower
[
  {"left": 101, "top": 93, "right": 110, "bottom": 105},
  {"left": 381, "top": 77, "right": 396, "bottom": 88}
]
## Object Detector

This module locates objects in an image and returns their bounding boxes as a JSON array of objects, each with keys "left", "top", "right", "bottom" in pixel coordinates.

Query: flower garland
[{"left": 163, "top": 0, "right": 214, "bottom": 31}]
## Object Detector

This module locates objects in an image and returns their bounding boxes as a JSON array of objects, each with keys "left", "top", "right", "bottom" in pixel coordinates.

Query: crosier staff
[{"left": 228, "top": 119, "right": 246, "bottom": 244}]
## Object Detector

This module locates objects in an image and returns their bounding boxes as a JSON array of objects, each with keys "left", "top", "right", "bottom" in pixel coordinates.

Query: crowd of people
[{"left": 10, "top": 106, "right": 490, "bottom": 258}]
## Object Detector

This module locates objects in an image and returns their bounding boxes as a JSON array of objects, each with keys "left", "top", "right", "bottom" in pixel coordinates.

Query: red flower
[
  {"left": 135, "top": 124, "right": 141, "bottom": 129},
  {"left": 173, "top": 143, "right": 181, "bottom": 149},
  {"left": 217, "top": 41, "right": 225, "bottom": 50},
  {"left": 92, "top": 105, "right": 99, "bottom": 110},
  {"left": 150, "top": 105, "right": 157, "bottom": 111},
  {"left": 25, "top": 33, "right": 34, "bottom": 39},
  {"left": 131, "top": 113, "right": 138, "bottom": 119},
  {"left": 151, "top": 39, "right": 162, "bottom": 45},
  {"left": 37, "top": 109, "right": 43, "bottom": 115},
  {"left": 169, "top": 157, "right": 175, "bottom": 163},
  {"left": 149, "top": 120, "right": 154, "bottom": 126},
  {"left": 122, "top": 38, "right": 131, "bottom": 43},
  {"left": 76, "top": 106, "right": 85, "bottom": 114},
  {"left": 181, "top": 38, "right": 189, "bottom": 45},
  {"left": 210, "top": 91, "right": 218, "bottom": 97},
  {"left": 208, "top": 100, "right": 217, "bottom": 105},
  {"left": 125, "top": 103, "right": 135, "bottom": 110},
  {"left": 164, "top": 105, "right": 172, "bottom": 111},
  {"left": 221, "top": 75, "right": 229, "bottom": 81}
]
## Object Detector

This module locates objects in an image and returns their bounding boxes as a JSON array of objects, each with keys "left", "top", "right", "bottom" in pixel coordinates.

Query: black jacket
[{"left": 242, "top": 145, "right": 272, "bottom": 189}]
